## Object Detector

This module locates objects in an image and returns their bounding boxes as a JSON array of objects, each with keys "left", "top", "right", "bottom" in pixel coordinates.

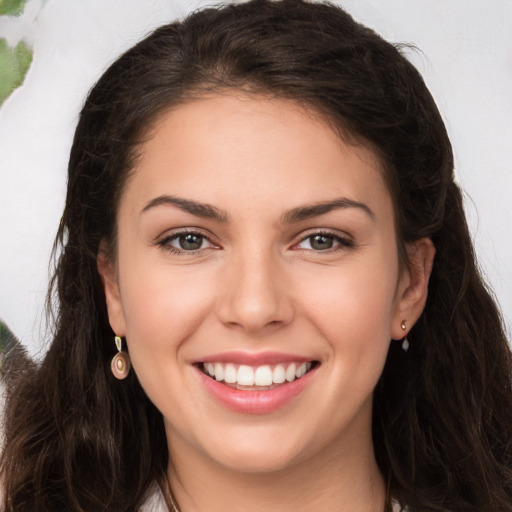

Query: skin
[{"left": 98, "top": 93, "right": 434, "bottom": 512}]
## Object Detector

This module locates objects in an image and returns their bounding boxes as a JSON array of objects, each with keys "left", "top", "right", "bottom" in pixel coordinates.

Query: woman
[{"left": 1, "top": 1, "right": 511, "bottom": 510}]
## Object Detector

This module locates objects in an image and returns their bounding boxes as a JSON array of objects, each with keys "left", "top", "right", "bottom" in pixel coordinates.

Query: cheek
[
  {"left": 296, "top": 253, "right": 399, "bottom": 370},
  {"left": 116, "top": 258, "right": 218, "bottom": 417},
  {"left": 303, "top": 256, "right": 397, "bottom": 322},
  {"left": 117, "top": 255, "right": 214, "bottom": 363}
]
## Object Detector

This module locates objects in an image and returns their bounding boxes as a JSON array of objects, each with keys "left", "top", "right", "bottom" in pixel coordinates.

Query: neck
[{"left": 165, "top": 419, "right": 386, "bottom": 512}]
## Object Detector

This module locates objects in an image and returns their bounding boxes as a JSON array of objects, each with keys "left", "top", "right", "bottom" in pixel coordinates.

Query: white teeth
[
  {"left": 296, "top": 363, "right": 307, "bottom": 378},
  {"left": 237, "top": 365, "right": 255, "bottom": 386},
  {"left": 214, "top": 362, "right": 224, "bottom": 381},
  {"left": 224, "top": 363, "right": 237, "bottom": 383},
  {"left": 203, "top": 361, "right": 314, "bottom": 387},
  {"left": 206, "top": 363, "right": 215, "bottom": 377},
  {"left": 272, "top": 364, "right": 286, "bottom": 384},
  {"left": 254, "top": 365, "right": 273, "bottom": 386},
  {"left": 285, "top": 363, "right": 296, "bottom": 382}
]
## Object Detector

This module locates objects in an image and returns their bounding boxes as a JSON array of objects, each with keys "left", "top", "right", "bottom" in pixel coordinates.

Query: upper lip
[{"left": 196, "top": 351, "right": 315, "bottom": 366}]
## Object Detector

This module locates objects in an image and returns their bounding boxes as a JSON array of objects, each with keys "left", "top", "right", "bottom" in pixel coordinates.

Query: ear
[
  {"left": 391, "top": 238, "right": 435, "bottom": 339},
  {"left": 97, "top": 242, "right": 126, "bottom": 337}
]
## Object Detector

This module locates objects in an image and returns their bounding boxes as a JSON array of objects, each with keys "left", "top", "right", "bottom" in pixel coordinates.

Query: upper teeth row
[{"left": 203, "top": 362, "right": 312, "bottom": 386}]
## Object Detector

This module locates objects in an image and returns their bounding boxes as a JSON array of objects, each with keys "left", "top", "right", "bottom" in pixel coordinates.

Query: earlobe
[
  {"left": 391, "top": 238, "right": 435, "bottom": 340},
  {"left": 97, "top": 244, "right": 126, "bottom": 336}
]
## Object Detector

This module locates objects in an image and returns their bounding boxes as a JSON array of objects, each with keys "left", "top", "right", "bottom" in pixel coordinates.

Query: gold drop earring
[{"left": 111, "top": 335, "right": 131, "bottom": 379}]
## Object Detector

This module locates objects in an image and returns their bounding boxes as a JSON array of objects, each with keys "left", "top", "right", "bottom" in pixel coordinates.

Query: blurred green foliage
[
  {"left": 0, "top": 38, "right": 32, "bottom": 105},
  {"left": 0, "top": 0, "right": 27, "bottom": 16},
  {"left": 0, "top": 0, "right": 32, "bottom": 105},
  {"left": 0, "top": 0, "right": 29, "bottom": 357}
]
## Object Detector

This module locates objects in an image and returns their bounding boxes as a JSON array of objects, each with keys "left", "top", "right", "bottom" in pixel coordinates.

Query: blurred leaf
[
  {"left": 0, "top": 38, "right": 33, "bottom": 105},
  {"left": 0, "top": 0, "right": 26, "bottom": 16}
]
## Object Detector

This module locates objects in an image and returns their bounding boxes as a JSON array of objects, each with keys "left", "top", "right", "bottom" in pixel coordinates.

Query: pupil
[
  {"left": 179, "top": 233, "right": 202, "bottom": 250},
  {"left": 311, "top": 235, "right": 333, "bottom": 250}
]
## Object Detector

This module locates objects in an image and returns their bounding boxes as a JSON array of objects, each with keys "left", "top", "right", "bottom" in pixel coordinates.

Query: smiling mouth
[{"left": 199, "top": 361, "right": 319, "bottom": 390}]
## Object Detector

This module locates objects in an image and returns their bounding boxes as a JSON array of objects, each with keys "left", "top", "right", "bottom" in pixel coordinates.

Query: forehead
[{"left": 121, "top": 93, "right": 391, "bottom": 221}]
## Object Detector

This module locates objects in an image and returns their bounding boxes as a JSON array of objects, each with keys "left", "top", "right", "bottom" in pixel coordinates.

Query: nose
[{"left": 216, "top": 247, "right": 294, "bottom": 334}]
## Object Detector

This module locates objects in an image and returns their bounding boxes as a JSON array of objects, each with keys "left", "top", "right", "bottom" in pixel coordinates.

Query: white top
[{"left": 139, "top": 484, "right": 169, "bottom": 511}]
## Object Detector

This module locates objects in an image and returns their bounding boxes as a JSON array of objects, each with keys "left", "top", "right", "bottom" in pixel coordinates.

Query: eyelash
[
  {"left": 294, "top": 230, "right": 354, "bottom": 253},
  {"left": 157, "top": 229, "right": 354, "bottom": 255},
  {"left": 157, "top": 229, "right": 217, "bottom": 255}
]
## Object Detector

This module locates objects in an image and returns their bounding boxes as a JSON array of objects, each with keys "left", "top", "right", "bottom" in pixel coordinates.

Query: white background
[{"left": 1, "top": 0, "right": 511, "bottom": 357}]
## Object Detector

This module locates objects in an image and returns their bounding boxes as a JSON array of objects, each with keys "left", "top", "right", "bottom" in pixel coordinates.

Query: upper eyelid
[
  {"left": 294, "top": 228, "right": 353, "bottom": 243},
  {"left": 157, "top": 227, "right": 217, "bottom": 243},
  {"left": 291, "top": 229, "right": 355, "bottom": 251},
  {"left": 155, "top": 227, "right": 353, "bottom": 249},
  {"left": 157, "top": 230, "right": 219, "bottom": 255}
]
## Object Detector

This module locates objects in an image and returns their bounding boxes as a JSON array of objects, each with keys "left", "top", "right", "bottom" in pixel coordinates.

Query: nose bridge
[{"left": 218, "top": 241, "right": 292, "bottom": 332}]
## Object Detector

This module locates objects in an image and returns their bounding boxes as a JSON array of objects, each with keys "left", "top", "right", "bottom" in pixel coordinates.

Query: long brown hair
[{"left": 2, "top": 1, "right": 511, "bottom": 510}]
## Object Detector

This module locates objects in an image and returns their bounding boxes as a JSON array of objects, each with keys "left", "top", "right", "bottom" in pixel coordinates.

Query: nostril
[{"left": 216, "top": 266, "right": 293, "bottom": 332}]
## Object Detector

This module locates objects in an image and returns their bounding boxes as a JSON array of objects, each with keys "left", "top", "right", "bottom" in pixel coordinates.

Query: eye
[
  {"left": 158, "top": 230, "right": 216, "bottom": 254},
  {"left": 174, "top": 233, "right": 206, "bottom": 251},
  {"left": 295, "top": 232, "right": 353, "bottom": 252}
]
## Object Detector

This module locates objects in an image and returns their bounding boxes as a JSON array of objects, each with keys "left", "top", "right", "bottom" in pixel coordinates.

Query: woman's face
[{"left": 100, "top": 93, "right": 419, "bottom": 474}]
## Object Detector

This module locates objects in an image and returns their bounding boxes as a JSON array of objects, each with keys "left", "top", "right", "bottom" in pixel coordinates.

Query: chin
[
  {"left": 194, "top": 423, "right": 317, "bottom": 475},
  {"left": 213, "top": 446, "right": 304, "bottom": 475}
]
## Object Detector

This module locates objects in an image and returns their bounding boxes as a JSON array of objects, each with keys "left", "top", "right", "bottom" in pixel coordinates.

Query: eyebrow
[
  {"left": 141, "top": 195, "right": 229, "bottom": 222},
  {"left": 141, "top": 195, "right": 374, "bottom": 224},
  {"left": 281, "top": 198, "right": 375, "bottom": 224}
]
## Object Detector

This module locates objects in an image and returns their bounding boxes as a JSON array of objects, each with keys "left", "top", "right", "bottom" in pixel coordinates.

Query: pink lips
[
  {"left": 199, "top": 351, "right": 312, "bottom": 365},
  {"left": 195, "top": 351, "right": 317, "bottom": 415}
]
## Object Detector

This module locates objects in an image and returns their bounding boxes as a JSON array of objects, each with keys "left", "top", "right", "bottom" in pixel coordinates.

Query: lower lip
[{"left": 197, "top": 366, "right": 317, "bottom": 414}]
